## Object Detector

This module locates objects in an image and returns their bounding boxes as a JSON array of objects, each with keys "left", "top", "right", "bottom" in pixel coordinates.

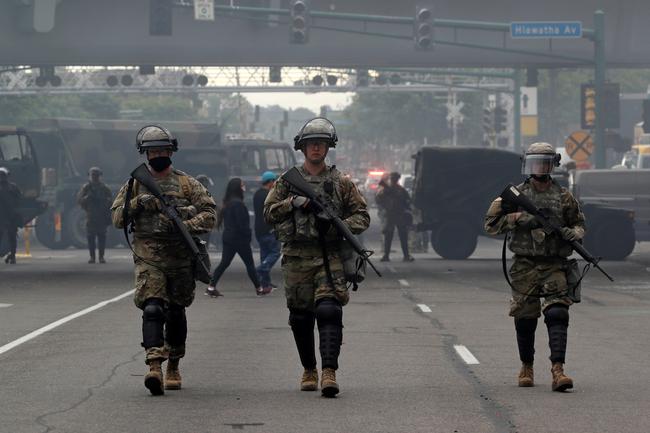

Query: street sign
[
  {"left": 521, "top": 116, "right": 538, "bottom": 136},
  {"left": 445, "top": 101, "right": 465, "bottom": 123},
  {"left": 194, "top": 0, "right": 214, "bottom": 21},
  {"left": 520, "top": 87, "right": 538, "bottom": 116},
  {"left": 510, "top": 21, "right": 582, "bottom": 39},
  {"left": 565, "top": 131, "right": 594, "bottom": 162}
]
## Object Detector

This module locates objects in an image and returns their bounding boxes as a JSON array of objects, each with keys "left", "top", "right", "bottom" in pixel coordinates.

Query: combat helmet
[
  {"left": 136, "top": 125, "right": 179, "bottom": 154},
  {"left": 522, "top": 142, "right": 561, "bottom": 177},
  {"left": 293, "top": 117, "right": 338, "bottom": 150},
  {"left": 88, "top": 166, "right": 103, "bottom": 176}
]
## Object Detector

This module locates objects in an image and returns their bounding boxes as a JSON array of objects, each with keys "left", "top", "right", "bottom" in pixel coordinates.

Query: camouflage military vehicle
[
  {"left": 0, "top": 127, "right": 48, "bottom": 254},
  {"left": 412, "top": 146, "right": 635, "bottom": 260},
  {"left": 26, "top": 118, "right": 295, "bottom": 249}
]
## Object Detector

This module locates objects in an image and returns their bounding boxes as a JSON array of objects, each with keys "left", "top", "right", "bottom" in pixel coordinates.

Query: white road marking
[
  {"left": 398, "top": 279, "right": 410, "bottom": 287},
  {"left": 454, "top": 345, "right": 480, "bottom": 365},
  {"left": 417, "top": 304, "right": 432, "bottom": 313},
  {"left": 0, "top": 303, "right": 13, "bottom": 308},
  {"left": 0, "top": 289, "right": 135, "bottom": 356}
]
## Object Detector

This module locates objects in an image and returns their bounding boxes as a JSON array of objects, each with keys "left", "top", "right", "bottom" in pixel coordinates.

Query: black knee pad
[
  {"left": 543, "top": 305, "right": 569, "bottom": 327},
  {"left": 315, "top": 299, "right": 342, "bottom": 328},
  {"left": 289, "top": 308, "right": 315, "bottom": 330},
  {"left": 165, "top": 303, "right": 187, "bottom": 347},
  {"left": 142, "top": 299, "right": 165, "bottom": 349},
  {"left": 289, "top": 309, "right": 317, "bottom": 369},
  {"left": 514, "top": 318, "right": 538, "bottom": 364}
]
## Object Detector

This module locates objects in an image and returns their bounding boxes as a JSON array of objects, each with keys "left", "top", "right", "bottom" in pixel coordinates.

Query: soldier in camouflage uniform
[
  {"left": 111, "top": 125, "right": 216, "bottom": 396},
  {"left": 77, "top": 167, "right": 113, "bottom": 264},
  {"left": 484, "top": 142, "right": 585, "bottom": 392},
  {"left": 264, "top": 118, "right": 370, "bottom": 397}
]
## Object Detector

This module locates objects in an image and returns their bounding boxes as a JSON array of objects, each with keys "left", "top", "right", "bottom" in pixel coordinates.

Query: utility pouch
[
  {"left": 193, "top": 237, "right": 212, "bottom": 284},
  {"left": 340, "top": 240, "right": 366, "bottom": 285},
  {"left": 565, "top": 258, "right": 582, "bottom": 303}
]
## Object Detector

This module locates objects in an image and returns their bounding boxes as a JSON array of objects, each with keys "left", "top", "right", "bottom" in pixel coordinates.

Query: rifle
[
  {"left": 281, "top": 167, "right": 381, "bottom": 279},
  {"left": 130, "top": 163, "right": 211, "bottom": 283},
  {"left": 500, "top": 183, "right": 614, "bottom": 282}
]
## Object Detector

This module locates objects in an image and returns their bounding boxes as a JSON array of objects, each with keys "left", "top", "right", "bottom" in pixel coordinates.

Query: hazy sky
[{"left": 244, "top": 92, "right": 354, "bottom": 112}]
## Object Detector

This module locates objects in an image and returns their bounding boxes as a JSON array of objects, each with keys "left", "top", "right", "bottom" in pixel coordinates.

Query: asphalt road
[{"left": 1, "top": 237, "right": 650, "bottom": 433}]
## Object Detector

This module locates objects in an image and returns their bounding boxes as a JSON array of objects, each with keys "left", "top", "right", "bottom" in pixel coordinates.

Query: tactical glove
[
  {"left": 130, "top": 194, "right": 161, "bottom": 212},
  {"left": 560, "top": 227, "right": 580, "bottom": 242},
  {"left": 515, "top": 212, "right": 540, "bottom": 229},
  {"left": 291, "top": 196, "right": 309, "bottom": 208}
]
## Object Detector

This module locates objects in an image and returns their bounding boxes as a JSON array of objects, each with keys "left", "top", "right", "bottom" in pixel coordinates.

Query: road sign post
[
  {"left": 594, "top": 10, "right": 606, "bottom": 168},
  {"left": 565, "top": 131, "right": 594, "bottom": 162}
]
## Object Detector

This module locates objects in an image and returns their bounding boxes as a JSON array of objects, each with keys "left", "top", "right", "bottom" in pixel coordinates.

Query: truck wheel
[
  {"left": 431, "top": 221, "right": 477, "bottom": 259},
  {"left": 64, "top": 207, "right": 88, "bottom": 249},
  {"left": 584, "top": 220, "right": 635, "bottom": 261},
  {"left": 34, "top": 209, "right": 71, "bottom": 250}
]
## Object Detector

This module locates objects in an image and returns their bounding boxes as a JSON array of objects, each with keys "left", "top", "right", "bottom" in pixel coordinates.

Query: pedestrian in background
[
  {"left": 0, "top": 167, "right": 22, "bottom": 264},
  {"left": 254, "top": 171, "right": 281, "bottom": 293},
  {"left": 206, "top": 178, "right": 269, "bottom": 298},
  {"left": 77, "top": 166, "right": 113, "bottom": 264},
  {"left": 375, "top": 171, "right": 414, "bottom": 262}
]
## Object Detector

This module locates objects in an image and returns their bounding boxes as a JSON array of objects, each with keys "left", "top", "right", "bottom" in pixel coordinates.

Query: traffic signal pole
[
  {"left": 593, "top": 10, "right": 607, "bottom": 168},
  {"left": 513, "top": 70, "right": 522, "bottom": 153}
]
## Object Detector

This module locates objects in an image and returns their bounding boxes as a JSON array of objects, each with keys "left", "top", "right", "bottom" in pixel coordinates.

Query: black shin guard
[
  {"left": 514, "top": 318, "right": 538, "bottom": 364},
  {"left": 315, "top": 299, "right": 343, "bottom": 370},
  {"left": 142, "top": 299, "right": 165, "bottom": 349},
  {"left": 289, "top": 309, "right": 317, "bottom": 369},
  {"left": 165, "top": 304, "right": 188, "bottom": 348},
  {"left": 544, "top": 305, "right": 570, "bottom": 363}
]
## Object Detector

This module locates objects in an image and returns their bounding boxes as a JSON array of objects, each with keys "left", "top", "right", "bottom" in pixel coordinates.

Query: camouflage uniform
[
  {"left": 111, "top": 168, "right": 216, "bottom": 362},
  {"left": 485, "top": 180, "right": 585, "bottom": 318},
  {"left": 264, "top": 165, "right": 370, "bottom": 310},
  {"left": 485, "top": 141, "right": 585, "bottom": 391},
  {"left": 77, "top": 179, "right": 113, "bottom": 261}
]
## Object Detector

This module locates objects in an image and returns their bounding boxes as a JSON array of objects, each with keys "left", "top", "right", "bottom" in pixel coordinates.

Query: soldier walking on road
[
  {"left": 0, "top": 167, "right": 22, "bottom": 265},
  {"left": 376, "top": 171, "right": 414, "bottom": 262},
  {"left": 264, "top": 118, "right": 370, "bottom": 397},
  {"left": 485, "top": 142, "right": 584, "bottom": 392},
  {"left": 77, "top": 167, "right": 113, "bottom": 264},
  {"left": 111, "top": 125, "right": 216, "bottom": 396}
]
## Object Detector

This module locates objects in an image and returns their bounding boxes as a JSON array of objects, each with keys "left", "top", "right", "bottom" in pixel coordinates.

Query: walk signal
[
  {"left": 290, "top": 0, "right": 310, "bottom": 44},
  {"left": 581, "top": 84, "right": 596, "bottom": 129},
  {"left": 494, "top": 107, "right": 507, "bottom": 133},
  {"left": 149, "top": 0, "right": 173, "bottom": 36},
  {"left": 414, "top": 1, "right": 434, "bottom": 50}
]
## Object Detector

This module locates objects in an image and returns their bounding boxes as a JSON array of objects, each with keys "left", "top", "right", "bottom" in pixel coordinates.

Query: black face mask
[
  {"left": 531, "top": 174, "right": 550, "bottom": 182},
  {"left": 149, "top": 156, "right": 172, "bottom": 172}
]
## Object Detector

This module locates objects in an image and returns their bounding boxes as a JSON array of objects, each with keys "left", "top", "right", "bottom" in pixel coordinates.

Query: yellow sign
[
  {"left": 521, "top": 115, "right": 538, "bottom": 136},
  {"left": 565, "top": 131, "right": 594, "bottom": 162}
]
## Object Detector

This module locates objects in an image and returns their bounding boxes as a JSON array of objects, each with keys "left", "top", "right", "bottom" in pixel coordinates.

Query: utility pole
[{"left": 593, "top": 10, "right": 606, "bottom": 168}]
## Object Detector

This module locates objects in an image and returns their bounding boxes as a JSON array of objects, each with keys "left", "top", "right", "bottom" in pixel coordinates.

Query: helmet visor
[{"left": 522, "top": 154, "right": 556, "bottom": 176}]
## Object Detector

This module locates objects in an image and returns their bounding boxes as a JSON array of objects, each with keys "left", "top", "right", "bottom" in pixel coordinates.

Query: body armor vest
[{"left": 508, "top": 181, "right": 573, "bottom": 258}]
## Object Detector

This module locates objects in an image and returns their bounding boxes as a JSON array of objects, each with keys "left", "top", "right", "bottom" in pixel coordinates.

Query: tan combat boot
[
  {"left": 518, "top": 363, "right": 534, "bottom": 387},
  {"left": 551, "top": 362, "right": 573, "bottom": 392},
  {"left": 300, "top": 369, "right": 318, "bottom": 391},
  {"left": 165, "top": 359, "right": 182, "bottom": 390},
  {"left": 320, "top": 368, "right": 339, "bottom": 398},
  {"left": 144, "top": 360, "right": 164, "bottom": 395}
]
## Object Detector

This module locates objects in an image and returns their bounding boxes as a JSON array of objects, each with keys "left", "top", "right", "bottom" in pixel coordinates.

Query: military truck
[
  {"left": 25, "top": 118, "right": 295, "bottom": 250},
  {"left": 412, "top": 146, "right": 636, "bottom": 260},
  {"left": 0, "top": 127, "right": 48, "bottom": 254}
]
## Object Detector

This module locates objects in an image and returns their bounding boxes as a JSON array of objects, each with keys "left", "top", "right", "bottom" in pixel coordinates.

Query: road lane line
[
  {"left": 454, "top": 345, "right": 480, "bottom": 365},
  {"left": 0, "top": 303, "right": 13, "bottom": 308},
  {"left": 417, "top": 304, "right": 432, "bottom": 313},
  {"left": 387, "top": 266, "right": 396, "bottom": 274},
  {"left": 0, "top": 289, "right": 135, "bottom": 356},
  {"left": 398, "top": 279, "right": 410, "bottom": 287}
]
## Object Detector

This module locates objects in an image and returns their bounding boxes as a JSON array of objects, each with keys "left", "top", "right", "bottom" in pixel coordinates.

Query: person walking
[
  {"left": 375, "top": 171, "right": 414, "bottom": 262},
  {"left": 254, "top": 171, "right": 281, "bottom": 293},
  {"left": 77, "top": 166, "right": 113, "bottom": 263},
  {"left": 205, "top": 178, "right": 268, "bottom": 298},
  {"left": 0, "top": 167, "right": 22, "bottom": 265}
]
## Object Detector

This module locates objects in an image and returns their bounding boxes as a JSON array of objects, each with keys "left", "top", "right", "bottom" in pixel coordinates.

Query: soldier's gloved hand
[
  {"left": 560, "top": 227, "right": 580, "bottom": 242},
  {"left": 131, "top": 194, "right": 161, "bottom": 212},
  {"left": 291, "top": 196, "right": 309, "bottom": 209},
  {"left": 177, "top": 205, "right": 197, "bottom": 219},
  {"left": 515, "top": 212, "right": 539, "bottom": 229},
  {"left": 159, "top": 214, "right": 181, "bottom": 233}
]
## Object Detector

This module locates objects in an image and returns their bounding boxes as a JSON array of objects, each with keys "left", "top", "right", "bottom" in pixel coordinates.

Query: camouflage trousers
[
  {"left": 282, "top": 254, "right": 349, "bottom": 311},
  {"left": 508, "top": 256, "right": 573, "bottom": 319},
  {"left": 133, "top": 258, "right": 195, "bottom": 363}
]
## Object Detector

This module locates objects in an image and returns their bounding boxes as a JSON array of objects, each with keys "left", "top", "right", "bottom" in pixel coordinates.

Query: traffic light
[
  {"left": 494, "top": 107, "right": 507, "bottom": 133},
  {"left": 149, "top": 0, "right": 173, "bottom": 36},
  {"left": 290, "top": 0, "right": 310, "bottom": 44},
  {"left": 414, "top": 1, "right": 434, "bottom": 50},
  {"left": 581, "top": 84, "right": 596, "bottom": 129},
  {"left": 643, "top": 100, "right": 650, "bottom": 133},
  {"left": 482, "top": 108, "right": 493, "bottom": 133},
  {"left": 269, "top": 66, "right": 282, "bottom": 83},
  {"left": 526, "top": 68, "right": 539, "bottom": 87}
]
